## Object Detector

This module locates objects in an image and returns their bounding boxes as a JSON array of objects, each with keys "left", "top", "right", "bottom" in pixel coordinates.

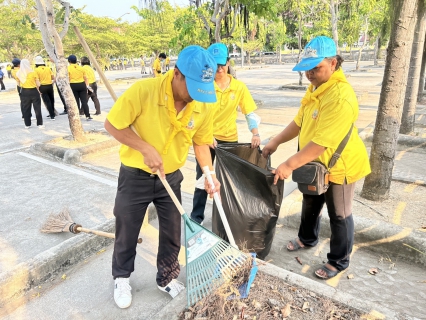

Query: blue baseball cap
[
  {"left": 207, "top": 43, "right": 228, "bottom": 65},
  {"left": 176, "top": 45, "right": 217, "bottom": 103},
  {"left": 68, "top": 55, "right": 77, "bottom": 63},
  {"left": 293, "top": 36, "right": 337, "bottom": 72}
]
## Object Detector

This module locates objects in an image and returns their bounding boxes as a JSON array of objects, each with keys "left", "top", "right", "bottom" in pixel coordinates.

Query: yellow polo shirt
[
  {"left": 107, "top": 70, "right": 214, "bottom": 174},
  {"left": 6, "top": 65, "right": 11, "bottom": 72},
  {"left": 20, "top": 71, "right": 39, "bottom": 89},
  {"left": 212, "top": 74, "right": 257, "bottom": 141},
  {"left": 294, "top": 69, "right": 371, "bottom": 184},
  {"left": 82, "top": 65, "right": 96, "bottom": 83},
  {"left": 35, "top": 66, "right": 53, "bottom": 85},
  {"left": 153, "top": 58, "right": 161, "bottom": 77},
  {"left": 68, "top": 64, "right": 87, "bottom": 83},
  {"left": 165, "top": 57, "right": 170, "bottom": 65},
  {"left": 11, "top": 67, "right": 19, "bottom": 82}
]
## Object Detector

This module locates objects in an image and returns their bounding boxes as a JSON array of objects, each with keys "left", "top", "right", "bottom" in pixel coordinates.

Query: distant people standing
[
  {"left": 81, "top": 56, "right": 101, "bottom": 115},
  {"left": 67, "top": 54, "right": 92, "bottom": 120},
  {"left": 140, "top": 55, "right": 146, "bottom": 75},
  {"left": 17, "top": 59, "right": 43, "bottom": 128},
  {"left": 0, "top": 67, "right": 5, "bottom": 90},
  {"left": 34, "top": 56, "right": 56, "bottom": 120},
  {"left": 6, "top": 64, "right": 12, "bottom": 79},
  {"left": 11, "top": 58, "right": 27, "bottom": 119},
  {"left": 165, "top": 56, "right": 170, "bottom": 71},
  {"left": 152, "top": 53, "right": 166, "bottom": 78}
]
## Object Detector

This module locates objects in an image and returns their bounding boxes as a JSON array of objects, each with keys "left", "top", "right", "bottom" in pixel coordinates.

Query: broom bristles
[{"left": 40, "top": 208, "right": 74, "bottom": 233}]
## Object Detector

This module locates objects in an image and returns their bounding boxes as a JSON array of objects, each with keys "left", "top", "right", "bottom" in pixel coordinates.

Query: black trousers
[
  {"left": 298, "top": 181, "right": 356, "bottom": 271},
  {"left": 87, "top": 82, "right": 101, "bottom": 114},
  {"left": 70, "top": 82, "right": 90, "bottom": 117},
  {"left": 0, "top": 78, "right": 5, "bottom": 90},
  {"left": 190, "top": 139, "right": 236, "bottom": 223},
  {"left": 39, "top": 84, "right": 55, "bottom": 118},
  {"left": 21, "top": 88, "right": 42, "bottom": 126},
  {"left": 112, "top": 164, "right": 183, "bottom": 287}
]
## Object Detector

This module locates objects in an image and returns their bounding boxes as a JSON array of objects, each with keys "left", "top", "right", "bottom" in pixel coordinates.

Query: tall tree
[
  {"left": 321, "top": 0, "right": 340, "bottom": 52},
  {"left": 36, "top": 0, "right": 86, "bottom": 142},
  {"left": 418, "top": 36, "right": 426, "bottom": 101},
  {"left": 361, "top": 0, "right": 419, "bottom": 201},
  {"left": 400, "top": 0, "right": 426, "bottom": 134}
]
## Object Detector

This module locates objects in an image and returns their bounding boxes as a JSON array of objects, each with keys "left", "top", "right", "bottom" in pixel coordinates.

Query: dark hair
[
  {"left": 159, "top": 53, "right": 166, "bottom": 59},
  {"left": 81, "top": 57, "right": 90, "bottom": 66},
  {"left": 326, "top": 55, "right": 344, "bottom": 70},
  {"left": 35, "top": 64, "right": 45, "bottom": 67}
]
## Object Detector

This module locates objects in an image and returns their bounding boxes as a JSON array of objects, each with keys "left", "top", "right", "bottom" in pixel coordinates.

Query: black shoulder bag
[{"left": 292, "top": 124, "right": 353, "bottom": 195}]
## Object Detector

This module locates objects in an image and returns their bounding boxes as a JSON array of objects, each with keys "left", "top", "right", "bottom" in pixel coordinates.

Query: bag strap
[
  {"left": 327, "top": 123, "right": 353, "bottom": 169},
  {"left": 297, "top": 123, "right": 353, "bottom": 169}
]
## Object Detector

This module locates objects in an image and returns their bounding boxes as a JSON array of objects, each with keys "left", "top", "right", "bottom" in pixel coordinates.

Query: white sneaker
[
  {"left": 37, "top": 125, "right": 45, "bottom": 129},
  {"left": 114, "top": 278, "right": 132, "bottom": 309},
  {"left": 158, "top": 279, "right": 185, "bottom": 298}
]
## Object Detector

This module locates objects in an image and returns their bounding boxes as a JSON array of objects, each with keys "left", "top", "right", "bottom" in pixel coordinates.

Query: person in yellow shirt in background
[
  {"left": 165, "top": 56, "right": 170, "bottom": 71},
  {"left": 67, "top": 55, "right": 92, "bottom": 120},
  {"left": 81, "top": 57, "right": 101, "bottom": 115},
  {"left": 11, "top": 58, "right": 28, "bottom": 120},
  {"left": 190, "top": 43, "right": 261, "bottom": 224},
  {"left": 104, "top": 45, "right": 220, "bottom": 309},
  {"left": 34, "top": 56, "right": 56, "bottom": 120},
  {"left": 139, "top": 55, "right": 146, "bottom": 75},
  {"left": 16, "top": 59, "right": 43, "bottom": 128},
  {"left": 152, "top": 52, "right": 166, "bottom": 78},
  {"left": 262, "top": 36, "right": 371, "bottom": 280},
  {"left": 6, "top": 64, "right": 12, "bottom": 79}
]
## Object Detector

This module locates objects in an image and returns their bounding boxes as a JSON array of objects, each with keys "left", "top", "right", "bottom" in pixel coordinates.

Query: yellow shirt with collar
[
  {"left": 68, "top": 64, "right": 87, "bottom": 83},
  {"left": 212, "top": 74, "right": 257, "bottom": 141},
  {"left": 82, "top": 65, "right": 96, "bottom": 83},
  {"left": 165, "top": 57, "right": 170, "bottom": 65},
  {"left": 294, "top": 68, "right": 371, "bottom": 184},
  {"left": 20, "top": 71, "right": 39, "bottom": 89},
  {"left": 153, "top": 58, "right": 161, "bottom": 77},
  {"left": 6, "top": 65, "right": 12, "bottom": 71},
  {"left": 11, "top": 67, "right": 19, "bottom": 83},
  {"left": 35, "top": 66, "right": 53, "bottom": 85},
  {"left": 107, "top": 70, "right": 214, "bottom": 174}
]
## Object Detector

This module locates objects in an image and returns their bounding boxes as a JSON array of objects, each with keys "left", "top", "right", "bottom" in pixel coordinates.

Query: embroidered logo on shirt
[
  {"left": 186, "top": 117, "right": 194, "bottom": 130},
  {"left": 312, "top": 109, "right": 318, "bottom": 119},
  {"left": 230, "top": 93, "right": 235, "bottom": 100}
]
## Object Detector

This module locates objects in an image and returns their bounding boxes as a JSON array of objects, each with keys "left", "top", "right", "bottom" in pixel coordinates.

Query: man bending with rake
[{"left": 105, "top": 45, "right": 220, "bottom": 309}]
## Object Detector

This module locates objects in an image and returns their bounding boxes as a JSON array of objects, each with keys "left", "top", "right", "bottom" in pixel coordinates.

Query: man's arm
[
  {"left": 104, "top": 119, "right": 165, "bottom": 177},
  {"left": 193, "top": 143, "right": 220, "bottom": 197}
]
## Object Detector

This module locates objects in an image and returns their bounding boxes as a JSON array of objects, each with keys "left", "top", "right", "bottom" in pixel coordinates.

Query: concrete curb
[
  {"left": 279, "top": 211, "right": 426, "bottom": 267},
  {"left": 152, "top": 262, "right": 407, "bottom": 320},
  {"left": 0, "top": 209, "right": 158, "bottom": 308},
  {"left": 30, "top": 132, "right": 120, "bottom": 164}
]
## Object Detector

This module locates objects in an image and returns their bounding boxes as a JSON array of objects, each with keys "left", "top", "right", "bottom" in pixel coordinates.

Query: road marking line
[
  {"left": 392, "top": 202, "right": 406, "bottom": 225},
  {"left": 17, "top": 152, "right": 117, "bottom": 187}
]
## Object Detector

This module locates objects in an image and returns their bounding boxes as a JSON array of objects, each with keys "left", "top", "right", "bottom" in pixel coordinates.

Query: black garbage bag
[{"left": 212, "top": 143, "right": 284, "bottom": 260}]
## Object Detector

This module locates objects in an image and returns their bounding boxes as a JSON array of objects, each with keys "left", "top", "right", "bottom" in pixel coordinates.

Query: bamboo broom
[{"left": 41, "top": 209, "right": 142, "bottom": 244}]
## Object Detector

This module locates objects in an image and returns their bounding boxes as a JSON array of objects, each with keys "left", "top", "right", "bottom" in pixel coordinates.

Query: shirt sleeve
[
  {"left": 107, "top": 82, "right": 143, "bottom": 130},
  {"left": 192, "top": 103, "right": 214, "bottom": 146},
  {"left": 238, "top": 82, "right": 257, "bottom": 115},
  {"left": 312, "top": 99, "right": 355, "bottom": 149}
]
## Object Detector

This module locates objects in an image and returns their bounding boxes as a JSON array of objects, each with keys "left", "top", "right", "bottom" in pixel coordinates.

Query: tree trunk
[
  {"left": 361, "top": 0, "right": 418, "bottom": 201},
  {"left": 330, "top": 0, "right": 339, "bottom": 54},
  {"left": 373, "top": 35, "right": 380, "bottom": 66},
  {"left": 356, "top": 17, "right": 369, "bottom": 71},
  {"left": 400, "top": 1, "right": 426, "bottom": 134},
  {"left": 36, "top": 0, "right": 86, "bottom": 142},
  {"left": 418, "top": 38, "right": 426, "bottom": 101},
  {"left": 297, "top": 7, "right": 303, "bottom": 86}
]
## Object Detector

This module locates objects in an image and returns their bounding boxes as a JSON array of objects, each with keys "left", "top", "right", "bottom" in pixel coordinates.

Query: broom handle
[
  {"left": 202, "top": 166, "right": 237, "bottom": 247},
  {"left": 76, "top": 227, "right": 143, "bottom": 244}
]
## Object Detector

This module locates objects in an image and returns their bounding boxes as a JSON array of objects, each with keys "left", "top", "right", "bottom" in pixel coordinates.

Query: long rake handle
[
  {"left": 76, "top": 227, "right": 143, "bottom": 244},
  {"left": 202, "top": 166, "right": 237, "bottom": 247}
]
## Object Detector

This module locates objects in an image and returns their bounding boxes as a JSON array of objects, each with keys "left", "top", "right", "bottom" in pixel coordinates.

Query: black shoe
[
  {"left": 60, "top": 111, "right": 67, "bottom": 115},
  {"left": 46, "top": 115, "right": 50, "bottom": 118},
  {"left": 86, "top": 116, "right": 93, "bottom": 121}
]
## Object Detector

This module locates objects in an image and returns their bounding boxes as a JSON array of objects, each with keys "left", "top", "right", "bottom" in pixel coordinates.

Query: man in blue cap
[
  {"left": 105, "top": 45, "right": 220, "bottom": 309},
  {"left": 263, "top": 36, "right": 370, "bottom": 280}
]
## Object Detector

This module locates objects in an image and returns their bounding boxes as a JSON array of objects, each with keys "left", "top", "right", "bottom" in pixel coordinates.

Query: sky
[{"left": 69, "top": 0, "right": 189, "bottom": 23}]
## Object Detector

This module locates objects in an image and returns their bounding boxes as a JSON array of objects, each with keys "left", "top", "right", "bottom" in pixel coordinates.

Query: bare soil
[
  {"left": 46, "top": 131, "right": 110, "bottom": 149},
  {"left": 179, "top": 271, "right": 364, "bottom": 320}
]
